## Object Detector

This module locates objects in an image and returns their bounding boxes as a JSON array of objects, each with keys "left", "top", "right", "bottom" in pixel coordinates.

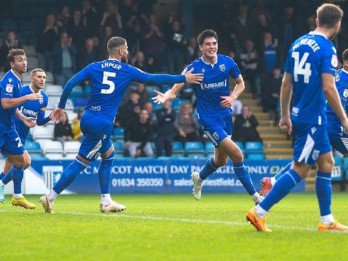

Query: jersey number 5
[
  {"left": 292, "top": 52, "right": 312, "bottom": 84},
  {"left": 101, "top": 72, "right": 116, "bottom": 94}
]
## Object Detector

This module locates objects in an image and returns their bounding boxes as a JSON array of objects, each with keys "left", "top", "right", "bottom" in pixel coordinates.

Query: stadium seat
[
  {"left": 172, "top": 141, "right": 185, "bottom": 157},
  {"left": 42, "top": 141, "right": 63, "bottom": 158},
  {"left": 113, "top": 141, "right": 125, "bottom": 156},
  {"left": 247, "top": 153, "right": 265, "bottom": 160},
  {"left": 172, "top": 99, "right": 186, "bottom": 111},
  {"left": 184, "top": 141, "right": 205, "bottom": 157},
  {"left": 112, "top": 127, "right": 124, "bottom": 140},
  {"left": 63, "top": 141, "right": 80, "bottom": 156},
  {"left": 235, "top": 141, "right": 244, "bottom": 151},
  {"left": 45, "top": 71, "right": 55, "bottom": 84},
  {"left": 25, "top": 140, "right": 42, "bottom": 154},
  {"left": 244, "top": 141, "right": 264, "bottom": 156},
  {"left": 32, "top": 126, "right": 54, "bottom": 140},
  {"left": 27, "top": 56, "right": 39, "bottom": 70},
  {"left": 44, "top": 84, "right": 63, "bottom": 97}
]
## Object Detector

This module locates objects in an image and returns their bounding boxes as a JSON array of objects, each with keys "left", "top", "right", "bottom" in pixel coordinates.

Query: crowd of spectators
[{"left": 1, "top": 0, "right": 347, "bottom": 158}]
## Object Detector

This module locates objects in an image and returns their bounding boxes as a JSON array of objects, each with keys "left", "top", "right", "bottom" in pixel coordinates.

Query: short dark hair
[
  {"left": 316, "top": 3, "right": 343, "bottom": 28},
  {"left": 107, "top": 37, "right": 126, "bottom": 54},
  {"left": 7, "top": 48, "right": 26, "bottom": 63},
  {"left": 197, "top": 29, "right": 218, "bottom": 46},
  {"left": 342, "top": 49, "right": 348, "bottom": 62},
  {"left": 30, "top": 68, "right": 45, "bottom": 77}
]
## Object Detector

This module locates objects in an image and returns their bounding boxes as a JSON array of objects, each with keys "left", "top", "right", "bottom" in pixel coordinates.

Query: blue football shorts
[
  {"left": 199, "top": 114, "right": 233, "bottom": 146},
  {"left": 328, "top": 133, "right": 348, "bottom": 155},
  {"left": 0, "top": 126, "right": 24, "bottom": 156},
  {"left": 78, "top": 112, "right": 113, "bottom": 161},
  {"left": 293, "top": 122, "right": 331, "bottom": 165}
]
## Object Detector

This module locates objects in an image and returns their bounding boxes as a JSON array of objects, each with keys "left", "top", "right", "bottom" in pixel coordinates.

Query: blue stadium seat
[
  {"left": 205, "top": 141, "right": 215, "bottom": 157},
  {"left": 25, "top": 140, "right": 42, "bottom": 154},
  {"left": 113, "top": 141, "right": 125, "bottom": 156},
  {"left": 244, "top": 141, "right": 264, "bottom": 156},
  {"left": 172, "top": 99, "right": 186, "bottom": 111},
  {"left": 112, "top": 127, "right": 124, "bottom": 140},
  {"left": 247, "top": 153, "right": 265, "bottom": 160},
  {"left": 172, "top": 141, "right": 185, "bottom": 157},
  {"left": 235, "top": 141, "right": 244, "bottom": 151},
  {"left": 184, "top": 141, "right": 205, "bottom": 157}
]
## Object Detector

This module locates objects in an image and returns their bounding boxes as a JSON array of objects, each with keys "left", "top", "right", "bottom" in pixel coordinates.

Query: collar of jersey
[
  {"left": 10, "top": 69, "right": 22, "bottom": 82},
  {"left": 342, "top": 68, "right": 348, "bottom": 75},
  {"left": 309, "top": 31, "right": 327, "bottom": 39},
  {"left": 200, "top": 56, "right": 218, "bottom": 66},
  {"left": 108, "top": 58, "right": 121, "bottom": 62}
]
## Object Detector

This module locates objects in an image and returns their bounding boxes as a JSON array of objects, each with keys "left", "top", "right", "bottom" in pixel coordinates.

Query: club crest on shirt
[
  {"left": 213, "top": 132, "right": 219, "bottom": 141},
  {"left": 343, "top": 89, "right": 348, "bottom": 98},
  {"left": 6, "top": 84, "right": 13, "bottom": 93},
  {"left": 335, "top": 73, "right": 340, "bottom": 82},
  {"left": 219, "top": 64, "right": 226, "bottom": 72}
]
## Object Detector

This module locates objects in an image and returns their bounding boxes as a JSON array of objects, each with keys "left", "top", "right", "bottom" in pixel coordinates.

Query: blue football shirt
[
  {"left": 0, "top": 70, "right": 23, "bottom": 131},
  {"left": 284, "top": 32, "right": 338, "bottom": 125},
  {"left": 15, "top": 85, "right": 49, "bottom": 142},
  {"left": 58, "top": 59, "right": 186, "bottom": 121},
  {"left": 326, "top": 69, "right": 348, "bottom": 135},
  {"left": 185, "top": 54, "right": 241, "bottom": 119}
]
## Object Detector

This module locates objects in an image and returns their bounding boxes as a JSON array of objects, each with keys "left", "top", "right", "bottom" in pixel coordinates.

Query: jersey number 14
[{"left": 292, "top": 52, "right": 312, "bottom": 84}]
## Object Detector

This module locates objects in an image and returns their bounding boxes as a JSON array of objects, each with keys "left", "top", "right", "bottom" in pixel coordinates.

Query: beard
[{"left": 121, "top": 56, "right": 128, "bottom": 63}]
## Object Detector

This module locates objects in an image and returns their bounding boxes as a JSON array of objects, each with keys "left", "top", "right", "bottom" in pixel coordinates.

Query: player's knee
[
  {"left": 101, "top": 150, "right": 115, "bottom": 161},
  {"left": 214, "top": 157, "right": 227, "bottom": 167},
  {"left": 23, "top": 159, "right": 31, "bottom": 170}
]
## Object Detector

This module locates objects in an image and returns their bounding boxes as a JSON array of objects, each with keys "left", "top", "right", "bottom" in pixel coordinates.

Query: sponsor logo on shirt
[{"left": 6, "top": 84, "right": 13, "bottom": 93}]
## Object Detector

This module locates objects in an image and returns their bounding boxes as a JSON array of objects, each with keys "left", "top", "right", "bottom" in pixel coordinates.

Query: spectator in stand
[
  {"left": 174, "top": 102, "right": 200, "bottom": 144},
  {"left": 261, "top": 67, "right": 281, "bottom": 124},
  {"left": 131, "top": 50, "right": 148, "bottom": 72},
  {"left": 97, "top": 25, "right": 113, "bottom": 60},
  {"left": 72, "top": 108, "right": 84, "bottom": 142},
  {"left": 37, "top": 14, "right": 59, "bottom": 72},
  {"left": 124, "top": 109, "right": 154, "bottom": 158},
  {"left": 165, "top": 19, "right": 187, "bottom": 74},
  {"left": 116, "top": 90, "right": 144, "bottom": 127},
  {"left": 155, "top": 100, "right": 176, "bottom": 157},
  {"left": 0, "top": 30, "right": 22, "bottom": 71},
  {"left": 253, "top": 13, "right": 278, "bottom": 57},
  {"left": 141, "top": 13, "right": 165, "bottom": 71},
  {"left": 56, "top": 5, "right": 71, "bottom": 32},
  {"left": 239, "top": 39, "right": 260, "bottom": 99},
  {"left": 100, "top": 1, "right": 123, "bottom": 37},
  {"left": 185, "top": 37, "right": 199, "bottom": 64},
  {"left": 146, "top": 55, "right": 160, "bottom": 73},
  {"left": 66, "top": 10, "right": 86, "bottom": 51},
  {"left": 143, "top": 101, "right": 157, "bottom": 125},
  {"left": 135, "top": 82, "right": 149, "bottom": 105},
  {"left": 233, "top": 105, "right": 262, "bottom": 144},
  {"left": 54, "top": 111, "right": 74, "bottom": 144},
  {"left": 277, "top": 3, "right": 302, "bottom": 64},
  {"left": 78, "top": 37, "right": 97, "bottom": 70},
  {"left": 230, "top": 1, "right": 254, "bottom": 47},
  {"left": 52, "top": 31, "right": 78, "bottom": 87},
  {"left": 232, "top": 98, "right": 243, "bottom": 121},
  {"left": 126, "top": 18, "right": 144, "bottom": 57},
  {"left": 80, "top": 0, "right": 98, "bottom": 38}
]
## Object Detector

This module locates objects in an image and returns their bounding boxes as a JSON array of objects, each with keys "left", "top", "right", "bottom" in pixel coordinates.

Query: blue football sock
[
  {"left": 274, "top": 161, "right": 292, "bottom": 181},
  {"left": 53, "top": 159, "right": 87, "bottom": 194},
  {"left": 0, "top": 172, "right": 5, "bottom": 180},
  {"left": 12, "top": 166, "right": 24, "bottom": 194},
  {"left": 199, "top": 157, "right": 219, "bottom": 180},
  {"left": 315, "top": 171, "right": 332, "bottom": 216},
  {"left": 2, "top": 169, "right": 13, "bottom": 185},
  {"left": 260, "top": 169, "right": 302, "bottom": 211},
  {"left": 98, "top": 151, "right": 114, "bottom": 194},
  {"left": 233, "top": 161, "right": 256, "bottom": 195}
]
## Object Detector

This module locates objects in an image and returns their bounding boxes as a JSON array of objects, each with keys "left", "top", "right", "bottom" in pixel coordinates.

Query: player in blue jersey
[
  {"left": 39, "top": 36, "right": 203, "bottom": 214},
  {"left": 152, "top": 29, "right": 263, "bottom": 204},
  {"left": 0, "top": 49, "right": 42, "bottom": 207},
  {"left": 0, "top": 68, "right": 51, "bottom": 205},
  {"left": 246, "top": 3, "right": 348, "bottom": 232},
  {"left": 260, "top": 48, "right": 348, "bottom": 197}
]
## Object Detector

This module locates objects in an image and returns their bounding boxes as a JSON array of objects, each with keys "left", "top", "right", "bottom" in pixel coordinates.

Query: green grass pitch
[{"left": 1, "top": 193, "right": 348, "bottom": 261}]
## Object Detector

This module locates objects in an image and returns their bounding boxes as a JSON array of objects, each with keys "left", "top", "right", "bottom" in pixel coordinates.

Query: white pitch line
[{"left": 0, "top": 209, "right": 316, "bottom": 231}]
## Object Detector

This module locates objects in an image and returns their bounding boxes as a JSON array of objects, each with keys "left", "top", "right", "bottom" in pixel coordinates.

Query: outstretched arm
[{"left": 152, "top": 83, "right": 185, "bottom": 104}]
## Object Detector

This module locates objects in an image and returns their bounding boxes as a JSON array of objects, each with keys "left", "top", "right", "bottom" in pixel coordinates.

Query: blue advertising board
[{"left": 30, "top": 158, "right": 305, "bottom": 194}]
